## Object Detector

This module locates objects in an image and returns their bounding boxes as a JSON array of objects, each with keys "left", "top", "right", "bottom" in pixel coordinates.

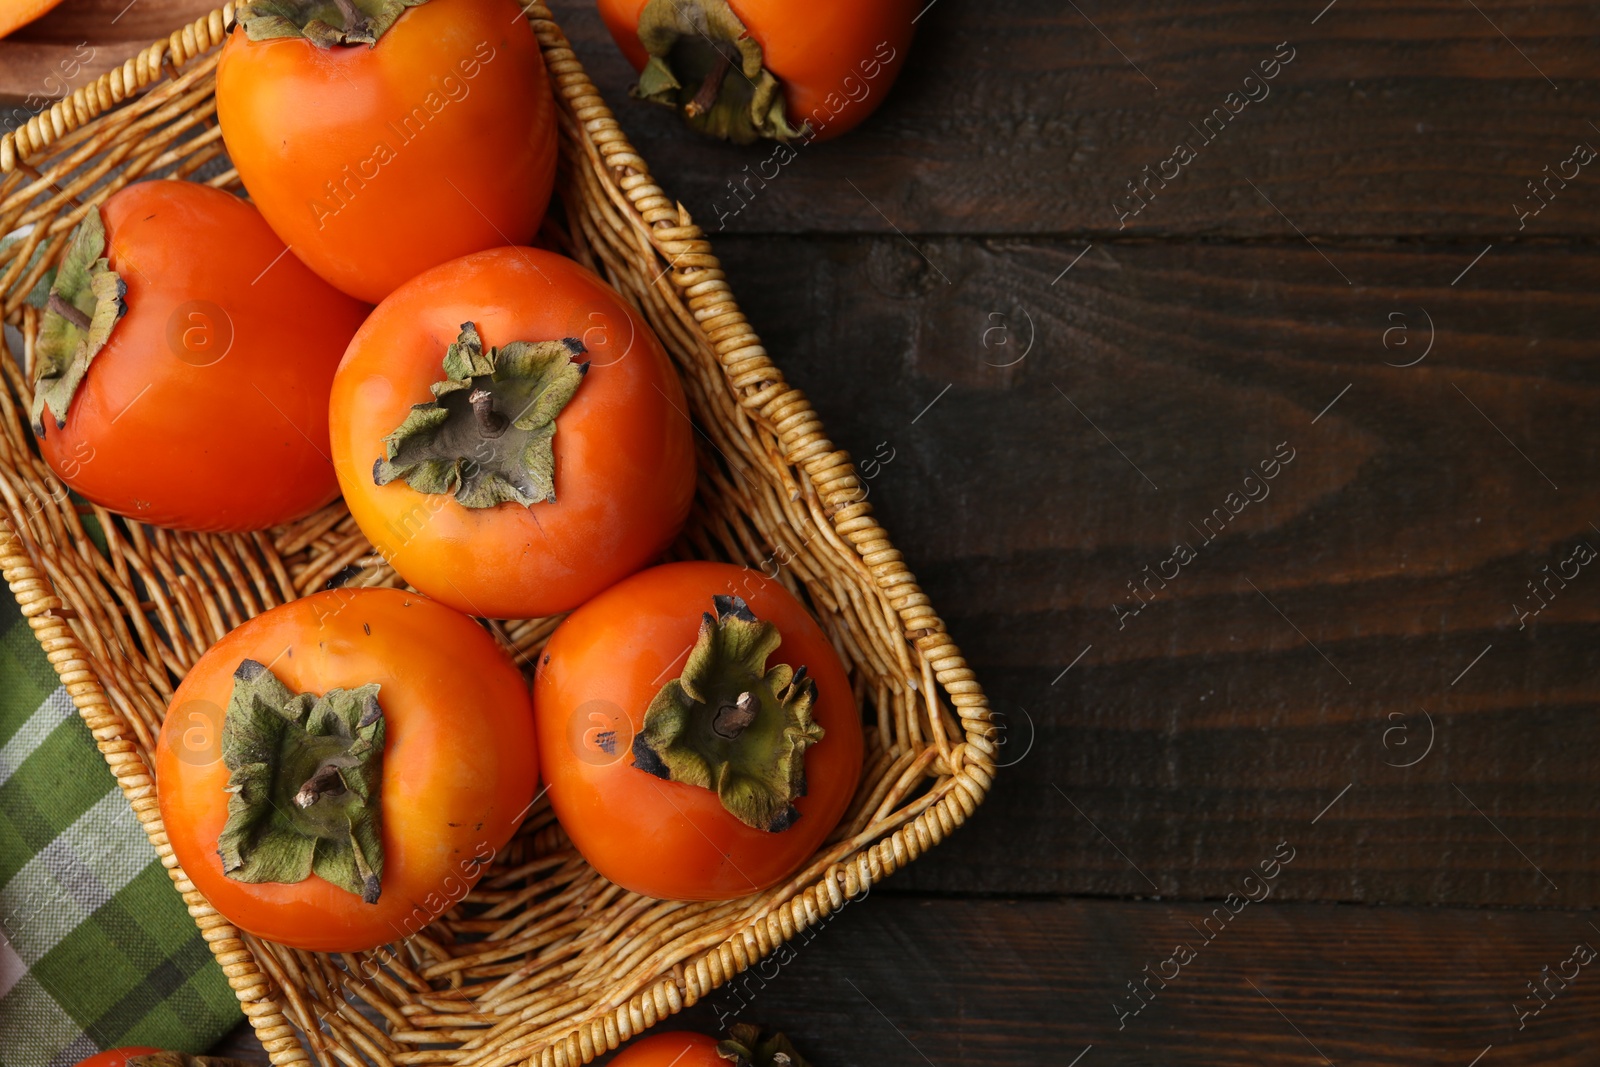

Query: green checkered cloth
[{"left": 0, "top": 589, "right": 238, "bottom": 1066}]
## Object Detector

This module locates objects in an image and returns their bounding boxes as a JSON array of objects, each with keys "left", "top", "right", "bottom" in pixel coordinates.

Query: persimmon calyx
[
  {"left": 632, "top": 595, "right": 824, "bottom": 833},
  {"left": 128, "top": 1054, "right": 256, "bottom": 1067},
  {"left": 717, "top": 1023, "right": 814, "bottom": 1067},
  {"left": 217, "top": 659, "right": 386, "bottom": 904},
  {"left": 30, "top": 207, "right": 126, "bottom": 436},
  {"left": 373, "top": 321, "right": 589, "bottom": 509},
  {"left": 235, "top": 0, "right": 429, "bottom": 48},
  {"left": 632, "top": 0, "right": 807, "bottom": 144}
]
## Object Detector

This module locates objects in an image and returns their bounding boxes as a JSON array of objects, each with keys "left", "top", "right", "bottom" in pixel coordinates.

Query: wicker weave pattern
[{"left": 0, "top": 6, "right": 994, "bottom": 1065}]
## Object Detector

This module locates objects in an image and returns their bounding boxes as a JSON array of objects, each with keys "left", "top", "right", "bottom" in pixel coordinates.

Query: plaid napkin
[{"left": 0, "top": 588, "right": 237, "bottom": 1067}]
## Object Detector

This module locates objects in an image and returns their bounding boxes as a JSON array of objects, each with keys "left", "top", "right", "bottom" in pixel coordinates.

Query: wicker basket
[{"left": 0, "top": 5, "right": 994, "bottom": 1065}]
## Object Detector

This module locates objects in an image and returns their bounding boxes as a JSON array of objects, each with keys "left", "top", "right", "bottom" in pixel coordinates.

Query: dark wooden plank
[
  {"left": 0, "top": 0, "right": 217, "bottom": 107},
  {"left": 548, "top": 0, "right": 1600, "bottom": 238},
  {"left": 14, "top": 1, "right": 1597, "bottom": 239},
  {"left": 211, "top": 896, "right": 1600, "bottom": 1066},
  {"left": 3, "top": 0, "right": 215, "bottom": 42},
  {"left": 705, "top": 233, "right": 1600, "bottom": 907}
]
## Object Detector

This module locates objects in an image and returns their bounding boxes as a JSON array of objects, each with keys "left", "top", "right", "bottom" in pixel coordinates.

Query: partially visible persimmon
[
  {"left": 30, "top": 180, "right": 367, "bottom": 532},
  {"left": 0, "top": 0, "right": 66, "bottom": 39},
  {"left": 216, "top": 0, "right": 558, "bottom": 303},
  {"left": 71, "top": 1049, "right": 162, "bottom": 1067},
  {"left": 598, "top": 0, "right": 918, "bottom": 143},
  {"left": 74, "top": 1053, "right": 247, "bottom": 1067},
  {"left": 609, "top": 1027, "right": 811, "bottom": 1067}
]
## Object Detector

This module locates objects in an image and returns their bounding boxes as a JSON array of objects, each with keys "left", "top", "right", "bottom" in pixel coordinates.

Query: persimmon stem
[
  {"left": 295, "top": 762, "right": 348, "bottom": 808},
  {"left": 469, "top": 388, "right": 509, "bottom": 438},
  {"left": 712, "top": 691, "right": 758, "bottom": 739},
  {"left": 332, "top": 0, "right": 368, "bottom": 34},
  {"left": 684, "top": 51, "right": 733, "bottom": 118},
  {"left": 632, "top": 0, "right": 806, "bottom": 143},
  {"left": 46, "top": 292, "right": 90, "bottom": 331}
]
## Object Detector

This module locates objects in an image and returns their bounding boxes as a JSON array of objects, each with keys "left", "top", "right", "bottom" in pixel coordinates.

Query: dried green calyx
[
  {"left": 127, "top": 1054, "right": 255, "bottom": 1067},
  {"left": 373, "top": 322, "right": 589, "bottom": 509},
  {"left": 30, "top": 208, "right": 127, "bottom": 437},
  {"left": 217, "top": 659, "right": 386, "bottom": 903},
  {"left": 632, "top": 0, "right": 806, "bottom": 144},
  {"left": 236, "top": 0, "right": 429, "bottom": 48},
  {"left": 718, "top": 1024, "right": 813, "bottom": 1067},
  {"left": 632, "top": 596, "right": 824, "bottom": 833}
]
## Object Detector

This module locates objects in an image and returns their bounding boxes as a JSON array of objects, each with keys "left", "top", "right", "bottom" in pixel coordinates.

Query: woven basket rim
[{"left": 0, "top": 5, "right": 997, "bottom": 1064}]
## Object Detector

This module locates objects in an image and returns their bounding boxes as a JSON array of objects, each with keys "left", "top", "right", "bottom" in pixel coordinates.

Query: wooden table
[{"left": 37, "top": 0, "right": 1580, "bottom": 1062}]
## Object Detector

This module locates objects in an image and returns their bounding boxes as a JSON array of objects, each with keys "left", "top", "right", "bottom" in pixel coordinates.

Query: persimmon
[
  {"left": 155, "top": 588, "right": 539, "bottom": 953},
  {"left": 76, "top": 1055, "right": 247, "bottom": 1067},
  {"left": 71, "top": 1050, "right": 163, "bottom": 1067},
  {"left": 598, "top": 0, "right": 918, "bottom": 142},
  {"left": 0, "top": 0, "right": 66, "bottom": 39},
  {"left": 329, "top": 246, "right": 695, "bottom": 620},
  {"left": 609, "top": 1028, "right": 811, "bottom": 1067},
  {"left": 215, "top": 0, "right": 558, "bottom": 303},
  {"left": 533, "top": 562, "right": 863, "bottom": 900},
  {"left": 30, "top": 180, "right": 366, "bottom": 532}
]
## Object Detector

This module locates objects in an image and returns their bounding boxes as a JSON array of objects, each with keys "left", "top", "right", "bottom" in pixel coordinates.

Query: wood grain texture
[
  {"left": 0, "top": 0, "right": 217, "bottom": 104},
  {"left": 548, "top": 0, "right": 1600, "bottom": 238},
  {"left": 210, "top": 896, "right": 1600, "bottom": 1067},
  {"left": 12, "top": 0, "right": 1597, "bottom": 237},
  {"left": 707, "top": 233, "right": 1600, "bottom": 907},
  {"left": 29, "top": 0, "right": 1577, "bottom": 1058}
]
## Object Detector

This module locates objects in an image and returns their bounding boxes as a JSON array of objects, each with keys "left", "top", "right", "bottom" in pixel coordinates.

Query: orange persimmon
[
  {"left": 598, "top": 0, "right": 917, "bottom": 142},
  {"left": 215, "top": 0, "right": 557, "bottom": 303}
]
